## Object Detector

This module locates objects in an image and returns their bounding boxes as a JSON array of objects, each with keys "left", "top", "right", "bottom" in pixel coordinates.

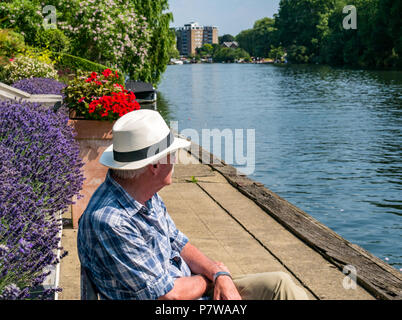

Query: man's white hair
[
  {"left": 111, "top": 166, "right": 148, "bottom": 180},
  {"left": 111, "top": 154, "right": 174, "bottom": 180}
]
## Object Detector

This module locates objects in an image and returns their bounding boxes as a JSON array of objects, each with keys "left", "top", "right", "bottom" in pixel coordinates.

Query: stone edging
[{"left": 0, "top": 82, "right": 62, "bottom": 107}]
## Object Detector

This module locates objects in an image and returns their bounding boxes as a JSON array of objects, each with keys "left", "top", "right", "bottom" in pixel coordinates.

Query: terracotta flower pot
[{"left": 68, "top": 119, "right": 115, "bottom": 229}]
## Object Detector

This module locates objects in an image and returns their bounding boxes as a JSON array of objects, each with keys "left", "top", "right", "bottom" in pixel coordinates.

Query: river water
[{"left": 157, "top": 63, "right": 402, "bottom": 270}]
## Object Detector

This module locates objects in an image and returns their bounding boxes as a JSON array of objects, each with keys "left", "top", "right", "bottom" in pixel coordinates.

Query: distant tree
[
  {"left": 196, "top": 43, "right": 214, "bottom": 57},
  {"left": 168, "top": 41, "right": 180, "bottom": 59},
  {"left": 252, "top": 17, "right": 277, "bottom": 57},
  {"left": 275, "top": 0, "right": 337, "bottom": 63},
  {"left": 235, "top": 17, "right": 277, "bottom": 58},
  {"left": 320, "top": 0, "right": 401, "bottom": 68},
  {"left": 130, "top": 0, "right": 176, "bottom": 85},
  {"left": 219, "top": 34, "right": 235, "bottom": 45},
  {"left": 268, "top": 45, "right": 286, "bottom": 61},
  {"left": 236, "top": 29, "right": 254, "bottom": 55},
  {"left": 213, "top": 47, "right": 250, "bottom": 63},
  {"left": 233, "top": 0, "right": 401, "bottom": 69}
]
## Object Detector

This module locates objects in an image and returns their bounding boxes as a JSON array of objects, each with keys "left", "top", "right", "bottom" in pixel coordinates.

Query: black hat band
[{"left": 113, "top": 131, "right": 174, "bottom": 162}]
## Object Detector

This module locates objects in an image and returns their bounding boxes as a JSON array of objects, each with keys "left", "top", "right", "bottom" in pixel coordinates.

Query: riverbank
[{"left": 59, "top": 138, "right": 402, "bottom": 300}]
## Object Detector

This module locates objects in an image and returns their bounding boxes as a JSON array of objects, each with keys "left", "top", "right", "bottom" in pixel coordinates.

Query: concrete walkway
[{"left": 58, "top": 149, "right": 375, "bottom": 300}]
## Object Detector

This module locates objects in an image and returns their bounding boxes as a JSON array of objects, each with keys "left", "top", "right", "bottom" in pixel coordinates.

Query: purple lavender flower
[
  {"left": 0, "top": 100, "right": 84, "bottom": 300},
  {"left": 0, "top": 284, "right": 21, "bottom": 300},
  {"left": 11, "top": 78, "right": 67, "bottom": 98}
]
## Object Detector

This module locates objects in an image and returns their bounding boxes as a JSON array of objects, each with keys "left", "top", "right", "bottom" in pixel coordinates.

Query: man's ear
[{"left": 148, "top": 163, "right": 159, "bottom": 175}]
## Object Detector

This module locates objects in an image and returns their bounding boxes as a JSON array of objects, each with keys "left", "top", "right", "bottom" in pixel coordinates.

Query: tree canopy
[
  {"left": 219, "top": 34, "right": 235, "bottom": 44},
  {"left": 236, "top": 17, "right": 277, "bottom": 58},
  {"left": 0, "top": 0, "right": 175, "bottom": 85},
  {"left": 233, "top": 0, "right": 401, "bottom": 69}
]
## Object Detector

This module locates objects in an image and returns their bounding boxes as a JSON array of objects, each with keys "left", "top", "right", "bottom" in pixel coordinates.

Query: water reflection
[{"left": 156, "top": 91, "right": 172, "bottom": 123}]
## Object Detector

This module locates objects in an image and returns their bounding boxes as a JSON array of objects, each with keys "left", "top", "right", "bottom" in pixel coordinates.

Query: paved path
[{"left": 58, "top": 149, "right": 374, "bottom": 300}]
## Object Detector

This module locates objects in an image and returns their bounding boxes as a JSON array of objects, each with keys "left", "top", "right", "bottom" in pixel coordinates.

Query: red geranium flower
[
  {"left": 102, "top": 69, "right": 112, "bottom": 78},
  {"left": 78, "top": 97, "right": 86, "bottom": 103},
  {"left": 87, "top": 90, "right": 141, "bottom": 119},
  {"left": 85, "top": 72, "right": 98, "bottom": 83}
]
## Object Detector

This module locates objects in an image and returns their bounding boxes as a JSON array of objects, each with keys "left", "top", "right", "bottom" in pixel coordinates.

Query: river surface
[{"left": 157, "top": 63, "right": 402, "bottom": 270}]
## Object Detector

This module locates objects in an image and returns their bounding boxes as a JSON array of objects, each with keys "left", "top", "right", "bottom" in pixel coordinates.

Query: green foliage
[
  {"left": 213, "top": 47, "right": 250, "bottom": 63},
  {"left": 189, "top": 176, "right": 198, "bottom": 183},
  {"left": 268, "top": 46, "right": 286, "bottom": 61},
  {"left": 63, "top": 70, "right": 123, "bottom": 119},
  {"left": 0, "top": 29, "right": 26, "bottom": 58},
  {"left": 287, "top": 45, "right": 311, "bottom": 63},
  {"left": 1, "top": 0, "right": 176, "bottom": 85},
  {"left": 275, "top": 0, "right": 337, "bottom": 63},
  {"left": 235, "top": 17, "right": 277, "bottom": 58},
  {"left": 252, "top": 18, "right": 278, "bottom": 57},
  {"left": 52, "top": 53, "right": 125, "bottom": 85},
  {"left": 55, "top": 0, "right": 151, "bottom": 81},
  {"left": 34, "top": 28, "right": 71, "bottom": 53},
  {"left": 168, "top": 41, "right": 180, "bottom": 60},
  {"left": 236, "top": 29, "right": 255, "bottom": 56},
  {"left": 219, "top": 34, "right": 235, "bottom": 45},
  {"left": 129, "top": 0, "right": 176, "bottom": 86},
  {"left": 0, "top": 0, "right": 44, "bottom": 46},
  {"left": 1, "top": 54, "right": 58, "bottom": 84},
  {"left": 273, "top": 0, "right": 401, "bottom": 68},
  {"left": 196, "top": 43, "right": 216, "bottom": 58}
]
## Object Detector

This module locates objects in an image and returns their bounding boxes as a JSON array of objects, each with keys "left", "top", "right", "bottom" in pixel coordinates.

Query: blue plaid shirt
[{"left": 77, "top": 169, "right": 191, "bottom": 300}]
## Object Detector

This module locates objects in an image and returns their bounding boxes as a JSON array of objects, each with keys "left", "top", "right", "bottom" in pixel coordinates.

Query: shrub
[
  {"left": 287, "top": 45, "right": 312, "bottom": 64},
  {"left": 0, "top": 100, "right": 84, "bottom": 299},
  {"left": 11, "top": 78, "right": 66, "bottom": 98},
  {"left": 0, "top": 0, "right": 43, "bottom": 46},
  {"left": 213, "top": 47, "right": 250, "bottom": 63},
  {"left": 56, "top": 0, "right": 151, "bottom": 79},
  {"left": 64, "top": 69, "right": 140, "bottom": 121},
  {"left": 1, "top": 55, "right": 58, "bottom": 84},
  {"left": 34, "top": 28, "right": 71, "bottom": 53},
  {"left": 0, "top": 29, "right": 26, "bottom": 58},
  {"left": 53, "top": 53, "right": 124, "bottom": 85},
  {"left": 0, "top": 56, "right": 9, "bottom": 80}
]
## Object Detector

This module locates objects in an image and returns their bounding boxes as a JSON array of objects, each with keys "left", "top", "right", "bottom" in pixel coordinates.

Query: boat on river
[{"left": 125, "top": 80, "right": 157, "bottom": 110}]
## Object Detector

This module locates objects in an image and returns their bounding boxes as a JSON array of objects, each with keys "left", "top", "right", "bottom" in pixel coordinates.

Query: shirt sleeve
[{"left": 97, "top": 219, "right": 175, "bottom": 300}]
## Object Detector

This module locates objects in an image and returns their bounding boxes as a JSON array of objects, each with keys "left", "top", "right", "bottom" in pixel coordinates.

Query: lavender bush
[
  {"left": 0, "top": 100, "right": 84, "bottom": 299},
  {"left": 11, "top": 78, "right": 66, "bottom": 98}
]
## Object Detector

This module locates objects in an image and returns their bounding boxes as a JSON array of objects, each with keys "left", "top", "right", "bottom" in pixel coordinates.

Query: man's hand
[
  {"left": 215, "top": 261, "right": 230, "bottom": 273},
  {"left": 180, "top": 243, "right": 242, "bottom": 300},
  {"left": 213, "top": 275, "right": 242, "bottom": 300},
  {"left": 213, "top": 262, "right": 242, "bottom": 300}
]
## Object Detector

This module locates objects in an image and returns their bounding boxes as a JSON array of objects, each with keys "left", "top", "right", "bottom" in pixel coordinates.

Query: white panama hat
[{"left": 100, "top": 110, "right": 190, "bottom": 170}]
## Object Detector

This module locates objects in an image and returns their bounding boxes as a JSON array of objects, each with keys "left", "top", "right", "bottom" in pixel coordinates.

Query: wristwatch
[{"left": 213, "top": 271, "right": 232, "bottom": 284}]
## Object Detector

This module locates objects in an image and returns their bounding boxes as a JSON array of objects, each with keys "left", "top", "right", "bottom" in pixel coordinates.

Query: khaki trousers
[{"left": 211, "top": 272, "right": 309, "bottom": 300}]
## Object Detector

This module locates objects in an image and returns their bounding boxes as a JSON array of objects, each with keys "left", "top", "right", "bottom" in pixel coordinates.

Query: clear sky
[{"left": 168, "top": 0, "right": 280, "bottom": 36}]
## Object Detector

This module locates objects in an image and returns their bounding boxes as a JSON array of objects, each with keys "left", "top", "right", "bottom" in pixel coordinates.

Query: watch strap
[{"left": 213, "top": 271, "right": 232, "bottom": 284}]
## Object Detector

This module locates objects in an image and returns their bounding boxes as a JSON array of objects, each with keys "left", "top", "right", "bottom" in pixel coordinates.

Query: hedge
[{"left": 53, "top": 53, "right": 125, "bottom": 85}]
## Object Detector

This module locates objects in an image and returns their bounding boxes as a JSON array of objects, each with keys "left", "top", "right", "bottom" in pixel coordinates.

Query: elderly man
[{"left": 77, "top": 110, "right": 308, "bottom": 300}]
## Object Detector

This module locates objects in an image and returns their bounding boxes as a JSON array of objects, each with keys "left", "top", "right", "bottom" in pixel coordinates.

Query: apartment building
[{"left": 175, "top": 22, "right": 218, "bottom": 56}]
